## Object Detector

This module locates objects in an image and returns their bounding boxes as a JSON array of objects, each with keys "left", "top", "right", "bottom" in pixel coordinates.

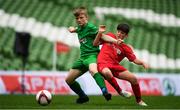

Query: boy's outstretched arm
[
  {"left": 93, "top": 31, "right": 103, "bottom": 46},
  {"left": 93, "top": 25, "right": 106, "bottom": 46},
  {"left": 93, "top": 25, "right": 123, "bottom": 46},
  {"left": 68, "top": 26, "right": 76, "bottom": 33},
  {"left": 133, "top": 58, "right": 149, "bottom": 69}
]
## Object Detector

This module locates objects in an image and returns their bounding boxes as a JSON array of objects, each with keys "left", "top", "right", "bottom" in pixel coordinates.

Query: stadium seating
[{"left": 0, "top": 0, "right": 179, "bottom": 73}]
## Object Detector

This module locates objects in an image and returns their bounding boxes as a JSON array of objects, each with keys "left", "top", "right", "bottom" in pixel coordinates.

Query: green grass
[{"left": 0, "top": 95, "right": 180, "bottom": 109}]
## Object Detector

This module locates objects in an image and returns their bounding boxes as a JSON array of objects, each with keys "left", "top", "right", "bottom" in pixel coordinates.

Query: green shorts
[{"left": 71, "top": 54, "right": 98, "bottom": 74}]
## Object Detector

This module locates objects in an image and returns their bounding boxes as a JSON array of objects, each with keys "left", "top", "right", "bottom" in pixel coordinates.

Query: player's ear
[{"left": 125, "top": 34, "right": 128, "bottom": 38}]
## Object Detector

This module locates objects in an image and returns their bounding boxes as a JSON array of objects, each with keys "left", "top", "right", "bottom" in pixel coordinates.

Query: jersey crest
[
  {"left": 111, "top": 44, "right": 121, "bottom": 55},
  {"left": 79, "top": 38, "right": 87, "bottom": 44}
]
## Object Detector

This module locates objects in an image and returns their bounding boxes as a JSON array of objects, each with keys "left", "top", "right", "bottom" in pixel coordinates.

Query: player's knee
[
  {"left": 105, "top": 74, "right": 112, "bottom": 80},
  {"left": 89, "top": 69, "right": 94, "bottom": 74},
  {"left": 102, "top": 68, "right": 112, "bottom": 80},
  {"left": 65, "top": 77, "right": 71, "bottom": 85},
  {"left": 89, "top": 63, "right": 98, "bottom": 74},
  {"left": 130, "top": 76, "right": 138, "bottom": 84},
  {"left": 65, "top": 69, "right": 80, "bottom": 85},
  {"left": 65, "top": 76, "right": 74, "bottom": 85},
  {"left": 89, "top": 69, "right": 97, "bottom": 76}
]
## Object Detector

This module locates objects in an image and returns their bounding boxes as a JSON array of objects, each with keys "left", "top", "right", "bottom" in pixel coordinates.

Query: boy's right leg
[
  {"left": 65, "top": 69, "right": 89, "bottom": 104},
  {"left": 102, "top": 68, "right": 122, "bottom": 94},
  {"left": 89, "top": 64, "right": 111, "bottom": 101},
  {"left": 93, "top": 72, "right": 112, "bottom": 101}
]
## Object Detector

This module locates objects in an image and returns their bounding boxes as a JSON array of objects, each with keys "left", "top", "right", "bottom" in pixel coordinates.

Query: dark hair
[
  {"left": 73, "top": 6, "right": 88, "bottom": 17},
  {"left": 117, "top": 23, "right": 130, "bottom": 34}
]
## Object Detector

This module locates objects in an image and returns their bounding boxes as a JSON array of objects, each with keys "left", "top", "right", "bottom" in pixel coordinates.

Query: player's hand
[
  {"left": 98, "top": 25, "right": 106, "bottom": 33},
  {"left": 68, "top": 26, "right": 76, "bottom": 33},
  {"left": 142, "top": 63, "right": 149, "bottom": 69},
  {"left": 116, "top": 39, "right": 124, "bottom": 45}
]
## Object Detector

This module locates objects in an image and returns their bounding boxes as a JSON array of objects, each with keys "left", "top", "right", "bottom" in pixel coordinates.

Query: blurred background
[{"left": 0, "top": 0, "right": 180, "bottom": 96}]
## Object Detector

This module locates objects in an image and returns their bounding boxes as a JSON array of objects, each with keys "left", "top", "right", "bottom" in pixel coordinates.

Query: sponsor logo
[
  {"left": 0, "top": 74, "right": 71, "bottom": 94},
  {"left": 162, "top": 78, "right": 176, "bottom": 95},
  {"left": 79, "top": 38, "right": 87, "bottom": 44},
  {"left": 112, "top": 44, "right": 121, "bottom": 55}
]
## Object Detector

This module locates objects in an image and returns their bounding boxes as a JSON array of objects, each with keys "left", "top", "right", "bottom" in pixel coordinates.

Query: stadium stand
[{"left": 0, "top": 0, "right": 179, "bottom": 73}]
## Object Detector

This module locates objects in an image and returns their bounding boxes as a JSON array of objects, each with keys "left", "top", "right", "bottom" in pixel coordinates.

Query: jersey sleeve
[
  {"left": 123, "top": 44, "right": 136, "bottom": 62},
  {"left": 96, "top": 32, "right": 115, "bottom": 45},
  {"left": 106, "top": 32, "right": 116, "bottom": 39},
  {"left": 88, "top": 26, "right": 98, "bottom": 36}
]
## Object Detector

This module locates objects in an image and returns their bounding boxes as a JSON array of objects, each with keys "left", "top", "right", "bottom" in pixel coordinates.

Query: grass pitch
[{"left": 0, "top": 95, "right": 180, "bottom": 109}]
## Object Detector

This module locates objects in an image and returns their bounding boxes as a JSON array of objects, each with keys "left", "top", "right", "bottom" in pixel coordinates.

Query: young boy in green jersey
[{"left": 65, "top": 7, "right": 121, "bottom": 104}]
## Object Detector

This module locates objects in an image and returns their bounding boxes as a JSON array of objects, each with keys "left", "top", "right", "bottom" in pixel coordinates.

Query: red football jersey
[{"left": 97, "top": 32, "right": 136, "bottom": 64}]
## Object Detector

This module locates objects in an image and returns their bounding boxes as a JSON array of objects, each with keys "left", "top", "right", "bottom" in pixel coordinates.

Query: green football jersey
[{"left": 76, "top": 22, "right": 100, "bottom": 57}]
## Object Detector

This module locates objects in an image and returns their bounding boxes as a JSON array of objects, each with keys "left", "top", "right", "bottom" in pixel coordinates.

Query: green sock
[
  {"left": 69, "top": 81, "right": 86, "bottom": 97},
  {"left": 93, "top": 73, "right": 108, "bottom": 94}
]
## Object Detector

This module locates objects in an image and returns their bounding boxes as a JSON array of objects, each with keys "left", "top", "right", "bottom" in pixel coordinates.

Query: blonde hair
[{"left": 73, "top": 6, "right": 88, "bottom": 17}]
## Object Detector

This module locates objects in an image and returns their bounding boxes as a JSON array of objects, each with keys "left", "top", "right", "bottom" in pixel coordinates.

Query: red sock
[
  {"left": 107, "top": 77, "right": 122, "bottom": 94},
  {"left": 131, "top": 84, "right": 141, "bottom": 103}
]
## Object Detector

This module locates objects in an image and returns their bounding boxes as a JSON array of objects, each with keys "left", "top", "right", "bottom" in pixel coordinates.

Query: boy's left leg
[
  {"left": 117, "top": 70, "right": 147, "bottom": 106},
  {"left": 117, "top": 71, "right": 141, "bottom": 102}
]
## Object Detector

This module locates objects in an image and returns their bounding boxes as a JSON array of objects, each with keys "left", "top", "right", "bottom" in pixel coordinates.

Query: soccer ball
[{"left": 36, "top": 90, "right": 52, "bottom": 106}]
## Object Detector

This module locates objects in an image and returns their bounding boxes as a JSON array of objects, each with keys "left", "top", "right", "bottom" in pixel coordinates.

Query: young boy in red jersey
[{"left": 93, "top": 24, "right": 149, "bottom": 106}]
